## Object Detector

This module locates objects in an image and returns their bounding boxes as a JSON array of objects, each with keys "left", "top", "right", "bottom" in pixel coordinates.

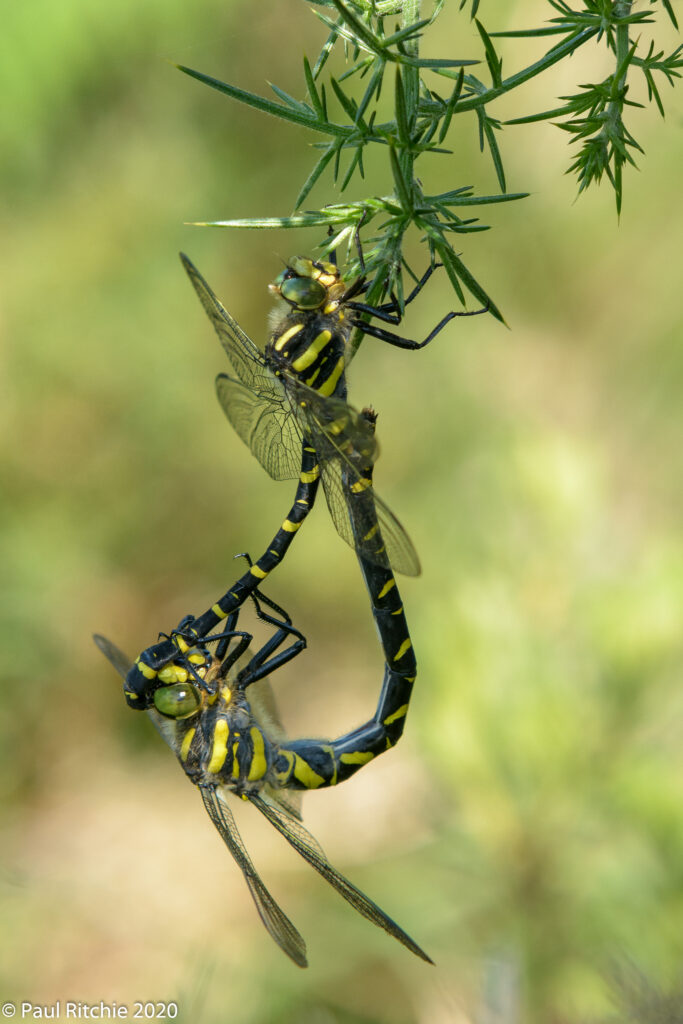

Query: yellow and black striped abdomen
[{"left": 267, "top": 310, "right": 348, "bottom": 400}]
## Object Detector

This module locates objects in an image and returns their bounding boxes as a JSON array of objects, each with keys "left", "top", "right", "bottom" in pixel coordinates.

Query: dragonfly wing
[
  {"left": 181, "top": 254, "right": 268, "bottom": 391},
  {"left": 316, "top": 455, "right": 420, "bottom": 577},
  {"left": 296, "top": 392, "right": 420, "bottom": 576},
  {"left": 250, "top": 793, "right": 433, "bottom": 963},
  {"left": 93, "top": 634, "right": 132, "bottom": 677},
  {"left": 200, "top": 787, "right": 308, "bottom": 968},
  {"left": 93, "top": 635, "right": 178, "bottom": 749},
  {"left": 215, "top": 374, "right": 302, "bottom": 481}
]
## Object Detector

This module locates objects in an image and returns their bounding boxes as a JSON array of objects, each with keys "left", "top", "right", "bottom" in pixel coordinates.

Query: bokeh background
[{"left": 2, "top": 1, "right": 682, "bottom": 1021}]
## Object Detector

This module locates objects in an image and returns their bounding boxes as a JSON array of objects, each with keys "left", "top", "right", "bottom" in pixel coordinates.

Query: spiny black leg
[
  {"left": 236, "top": 595, "right": 306, "bottom": 690},
  {"left": 232, "top": 552, "right": 299, "bottom": 629},
  {"left": 251, "top": 587, "right": 293, "bottom": 627},
  {"left": 353, "top": 262, "right": 443, "bottom": 322},
  {"left": 377, "top": 263, "right": 440, "bottom": 312},
  {"left": 215, "top": 630, "right": 253, "bottom": 680},
  {"left": 347, "top": 303, "right": 488, "bottom": 351},
  {"left": 157, "top": 614, "right": 195, "bottom": 643},
  {"left": 212, "top": 630, "right": 252, "bottom": 675}
]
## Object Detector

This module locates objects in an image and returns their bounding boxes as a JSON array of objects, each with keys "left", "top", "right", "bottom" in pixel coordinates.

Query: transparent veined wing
[
  {"left": 93, "top": 634, "right": 133, "bottom": 678},
  {"left": 316, "top": 454, "right": 420, "bottom": 577},
  {"left": 201, "top": 787, "right": 308, "bottom": 968},
  {"left": 298, "top": 391, "right": 421, "bottom": 577},
  {"left": 249, "top": 793, "right": 433, "bottom": 963},
  {"left": 215, "top": 373, "right": 303, "bottom": 482},
  {"left": 93, "top": 635, "right": 177, "bottom": 748},
  {"left": 181, "top": 253, "right": 268, "bottom": 391}
]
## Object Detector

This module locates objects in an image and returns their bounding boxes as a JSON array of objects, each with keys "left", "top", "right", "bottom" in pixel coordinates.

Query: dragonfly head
[
  {"left": 149, "top": 645, "right": 215, "bottom": 718},
  {"left": 270, "top": 257, "right": 341, "bottom": 311}
]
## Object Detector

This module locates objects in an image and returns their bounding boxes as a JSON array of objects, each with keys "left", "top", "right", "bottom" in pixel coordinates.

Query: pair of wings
[
  {"left": 94, "top": 634, "right": 432, "bottom": 967},
  {"left": 180, "top": 253, "right": 420, "bottom": 577}
]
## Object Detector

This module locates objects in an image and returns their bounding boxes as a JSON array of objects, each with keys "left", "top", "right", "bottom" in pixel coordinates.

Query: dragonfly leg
[
  {"left": 236, "top": 591, "right": 306, "bottom": 689},
  {"left": 347, "top": 303, "right": 488, "bottom": 350}
]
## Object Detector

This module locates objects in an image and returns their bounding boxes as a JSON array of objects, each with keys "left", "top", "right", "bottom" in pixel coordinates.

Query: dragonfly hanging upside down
[{"left": 94, "top": 583, "right": 431, "bottom": 968}]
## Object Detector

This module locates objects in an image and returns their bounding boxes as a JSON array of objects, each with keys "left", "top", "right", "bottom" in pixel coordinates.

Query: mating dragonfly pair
[{"left": 96, "top": 231, "right": 487, "bottom": 965}]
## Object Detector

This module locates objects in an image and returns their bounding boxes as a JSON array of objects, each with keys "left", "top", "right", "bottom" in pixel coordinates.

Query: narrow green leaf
[
  {"left": 443, "top": 247, "right": 503, "bottom": 322},
  {"left": 268, "top": 81, "right": 311, "bottom": 114},
  {"left": 644, "top": 70, "right": 664, "bottom": 117},
  {"left": 475, "top": 19, "right": 503, "bottom": 88},
  {"left": 303, "top": 56, "right": 325, "bottom": 119},
  {"left": 341, "top": 146, "right": 363, "bottom": 190},
  {"left": 430, "top": 240, "right": 466, "bottom": 304},
  {"left": 662, "top": 0, "right": 678, "bottom": 30},
  {"left": 389, "top": 145, "right": 413, "bottom": 212},
  {"left": 294, "top": 146, "right": 337, "bottom": 209},
  {"left": 402, "top": 57, "right": 479, "bottom": 68},
  {"left": 176, "top": 64, "right": 351, "bottom": 138},
  {"left": 431, "top": 190, "right": 529, "bottom": 206},
  {"left": 356, "top": 64, "right": 384, "bottom": 122},
  {"left": 490, "top": 26, "right": 575, "bottom": 38},
  {"left": 331, "top": 76, "right": 360, "bottom": 122},
  {"left": 382, "top": 19, "right": 431, "bottom": 47},
  {"left": 313, "top": 17, "right": 343, "bottom": 77},
  {"left": 394, "top": 66, "right": 410, "bottom": 144},
  {"left": 191, "top": 213, "right": 343, "bottom": 229},
  {"left": 483, "top": 119, "right": 506, "bottom": 191},
  {"left": 438, "top": 67, "right": 464, "bottom": 142},
  {"left": 505, "top": 105, "right": 572, "bottom": 125},
  {"left": 330, "top": 0, "right": 387, "bottom": 55}
]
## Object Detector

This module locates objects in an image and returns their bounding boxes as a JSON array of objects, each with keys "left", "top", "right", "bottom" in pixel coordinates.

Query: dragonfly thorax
[
  {"left": 266, "top": 306, "right": 349, "bottom": 402},
  {"left": 173, "top": 683, "right": 279, "bottom": 796}
]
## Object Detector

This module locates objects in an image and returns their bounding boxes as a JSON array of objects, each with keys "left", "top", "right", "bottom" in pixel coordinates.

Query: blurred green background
[{"left": 1, "top": 1, "right": 682, "bottom": 1021}]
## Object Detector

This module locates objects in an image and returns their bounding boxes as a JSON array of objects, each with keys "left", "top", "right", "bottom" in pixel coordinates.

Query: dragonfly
[
  {"left": 94, "top": 584, "right": 431, "bottom": 968},
  {"left": 181, "top": 250, "right": 423, "bottom": 579}
]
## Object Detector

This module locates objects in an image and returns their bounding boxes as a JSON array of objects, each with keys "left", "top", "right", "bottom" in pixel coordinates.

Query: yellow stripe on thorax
[
  {"left": 305, "top": 366, "right": 321, "bottom": 388},
  {"left": 247, "top": 728, "right": 268, "bottom": 781},
  {"left": 207, "top": 720, "right": 229, "bottom": 774},
  {"left": 180, "top": 727, "right": 196, "bottom": 763},
  {"left": 377, "top": 579, "right": 396, "bottom": 599},
  {"left": 231, "top": 739, "right": 240, "bottom": 779},
  {"left": 317, "top": 356, "right": 345, "bottom": 398},
  {"left": 291, "top": 330, "right": 332, "bottom": 372},
  {"left": 273, "top": 322, "right": 304, "bottom": 352}
]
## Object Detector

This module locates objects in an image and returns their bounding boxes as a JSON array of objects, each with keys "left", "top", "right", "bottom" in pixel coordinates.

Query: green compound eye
[
  {"left": 280, "top": 276, "right": 327, "bottom": 309},
  {"left": 153, "top": 682, "right": 201, "bottom": 720}
]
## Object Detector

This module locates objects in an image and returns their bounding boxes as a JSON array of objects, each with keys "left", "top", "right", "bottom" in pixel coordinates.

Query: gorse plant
[{"left": 177, "top": 0, "right": 680, "bottom": 347}]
